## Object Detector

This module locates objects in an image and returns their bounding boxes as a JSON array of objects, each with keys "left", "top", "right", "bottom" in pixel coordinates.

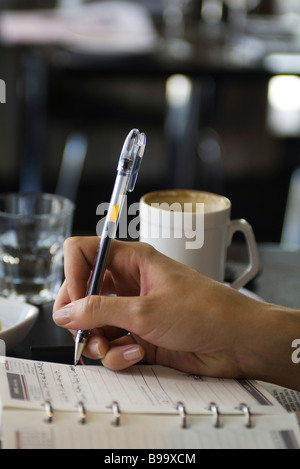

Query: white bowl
[{"left": 0, "top": 298, "right": 39, "bottom": 351}]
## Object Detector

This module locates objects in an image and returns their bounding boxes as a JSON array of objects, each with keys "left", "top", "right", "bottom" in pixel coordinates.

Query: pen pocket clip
[{"left": 128, "top": 133, "right": 146, "bottom": 192}]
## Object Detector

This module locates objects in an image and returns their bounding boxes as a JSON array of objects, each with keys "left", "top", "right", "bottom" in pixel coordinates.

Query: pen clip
[
  {"left": 128, "top": 132, "right": 146, "bottom": 192},
  {"left": 117, "top": 129, "right": 146, "bottom": 192}
]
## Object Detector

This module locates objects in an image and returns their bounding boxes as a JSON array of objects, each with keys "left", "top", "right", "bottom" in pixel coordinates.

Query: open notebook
[{"left": 0, "top": 357, "right": 299, "bottom": 449}]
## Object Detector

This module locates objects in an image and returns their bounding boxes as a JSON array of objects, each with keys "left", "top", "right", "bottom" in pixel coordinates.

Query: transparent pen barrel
[{"left": 102, "top": 171, "right": 130, "bottom": 239}]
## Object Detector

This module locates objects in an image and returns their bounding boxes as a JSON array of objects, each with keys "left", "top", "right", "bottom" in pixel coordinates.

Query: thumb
[{"left": 52, "top": 294, "right": 145, "bottom": 333}]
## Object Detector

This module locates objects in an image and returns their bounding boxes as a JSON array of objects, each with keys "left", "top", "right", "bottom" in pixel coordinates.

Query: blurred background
[{"left": 1, "top": 0, "right": 300, "bottom": 245}]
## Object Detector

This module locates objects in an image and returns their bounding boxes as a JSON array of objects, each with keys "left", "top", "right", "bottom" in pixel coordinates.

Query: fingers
[
  {"left": 53, "top": 280, "right": 71, "bottom": 312},
  {"left": 63, "top": 236, "right": 100, "bottom": 301},
  {"left": 100, "top": 335, "right": 145, "bottom": 370},
  {"left": 53, "top": 294, "right": 149, "bottom": 336},
  {"left": 54, "top": 238, "right": 155, "bottom": 313},
  {"left": 53, "top": 237, "right": 99, "bottom": 312},
  {"left": 52, "top": 237, "right": 169, "bottom": 371},
  {"left": 84, "top": 334, "right": 110, "bottom": 361},
  {"left": 79, "top": 331, "right": 145, "bottom": 370}
]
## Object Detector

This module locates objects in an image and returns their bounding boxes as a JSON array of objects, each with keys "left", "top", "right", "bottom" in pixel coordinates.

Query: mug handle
[{"left": 226, "top": 219, "right": 260, "bottom": 290}]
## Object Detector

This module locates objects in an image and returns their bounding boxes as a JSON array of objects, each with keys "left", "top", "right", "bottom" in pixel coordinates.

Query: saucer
[
  {"left": 224, "top": 282, "right": 264, "bottom": 302},
  {"left": 0, "top": 298, "right": 39, "bottom": 351},
  {"left": 239, "top": 287, "right": 264, "bottom": 302}
]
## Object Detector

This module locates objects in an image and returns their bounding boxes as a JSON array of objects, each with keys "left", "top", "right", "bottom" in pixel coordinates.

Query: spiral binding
[
  {"left": 77, "top": 401, "right": 87, "bottom": 425},
  {"left": 238, "top": 403, "right": 254, "bottom": 428},
  {"left": 176, "top": 401, "right": 187, "bottom": 429},
  {"left": 42, "top": 400, "right": 255, "bottom": 429},
  {"left": 110, "top": 401, "right": 121, "bottom": 427},
  {"left": 208, "top": 402, "right": 222, "bottom": 428},
  {"left": 44, "top": 401, "right": 54, "bottom": 423}
]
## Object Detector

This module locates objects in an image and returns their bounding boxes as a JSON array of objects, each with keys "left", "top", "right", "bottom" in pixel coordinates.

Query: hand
[
  {"left": 53, "top": 237, "right": 300, "bottom": 390},
  {"left": 53, "top": 237, "right": 255, "bottom": 375}
]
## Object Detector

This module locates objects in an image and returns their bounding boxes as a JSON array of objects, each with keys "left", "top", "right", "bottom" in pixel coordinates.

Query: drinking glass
[{"left": 0, "top": 193, "right": 74, "bottom": 305}]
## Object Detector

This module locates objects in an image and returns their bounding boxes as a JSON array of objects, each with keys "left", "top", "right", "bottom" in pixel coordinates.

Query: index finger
[{"left": 62, "top": 236, "right": 100, "bottom": 303}]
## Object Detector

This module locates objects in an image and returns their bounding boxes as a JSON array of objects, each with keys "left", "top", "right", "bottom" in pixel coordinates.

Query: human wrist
[{"left": 237, "top": 301, "right": 300, "bottom": 390}]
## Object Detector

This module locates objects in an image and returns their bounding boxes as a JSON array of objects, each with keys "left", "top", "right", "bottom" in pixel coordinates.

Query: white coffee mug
[{"left": 139, "top": 190, "right": 260, "bottom": 289}]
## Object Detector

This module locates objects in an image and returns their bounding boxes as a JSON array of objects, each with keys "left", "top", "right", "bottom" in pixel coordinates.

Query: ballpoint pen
[{"left": 74, "top": 129, "right": 146, "bottom": 365}]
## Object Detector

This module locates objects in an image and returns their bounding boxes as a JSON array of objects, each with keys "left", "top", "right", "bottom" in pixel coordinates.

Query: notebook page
[
  {"left": 259, "top": 381, "right": 300, "bottom": 413},
  {"left": 2, "top": 411, "right": 300, "bottom": 449},
  {"left": 0, "top": 357, "right": 284, "bottom": 414}
]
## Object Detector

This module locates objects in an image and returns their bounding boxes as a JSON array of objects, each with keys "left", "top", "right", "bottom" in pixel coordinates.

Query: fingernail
[
  {"left": 90, "top": 342, "right": 104, "bottom": 360},
  {"left": 53, "top": 307, "right": 71, "bottom": 325},
  {"left": 123, "top": 346, "right": 142, "bottom": 362}
]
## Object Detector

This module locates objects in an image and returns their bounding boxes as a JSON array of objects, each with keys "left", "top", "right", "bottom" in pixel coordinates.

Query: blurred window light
[
  {"left": 269, "top": 75, "right": 300, "bottom": 112},
  {"left": 264, "top": 54, "right": 300, "bottom": 75},
  {"left": 201, "top": 0, "right": 223, "bottom": 25},
  {"left": 267, "top": 75, "right": 300, "bottom": 136},
  {"left": 166, "top": 74, "right": 192, "bottom": 107},
  {"left": 274, "top": 0, "right": 300, "bottom": 15},
  {"left": 58, "top": 0, "right": 83, "bottom": 7},
  {"left": 165, "top": 74, "right": 193, "bottom": 140},
  {"left": 225, "top": 0, "right": 261, "bottom": 9}
]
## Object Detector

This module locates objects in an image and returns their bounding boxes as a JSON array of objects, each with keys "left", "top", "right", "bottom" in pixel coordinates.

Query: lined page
[{"left": 0, "top": 357, "right": 283, "bottom": 414}]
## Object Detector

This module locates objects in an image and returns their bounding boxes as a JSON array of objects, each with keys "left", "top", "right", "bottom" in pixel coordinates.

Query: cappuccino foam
[{"left": 143, "top": 190, "right": 229, "bottom": 214}]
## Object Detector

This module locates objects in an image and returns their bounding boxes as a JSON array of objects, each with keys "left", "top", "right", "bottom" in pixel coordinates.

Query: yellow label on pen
[{"left": 109, "top": 205, "right": 119, "bottom": 223}]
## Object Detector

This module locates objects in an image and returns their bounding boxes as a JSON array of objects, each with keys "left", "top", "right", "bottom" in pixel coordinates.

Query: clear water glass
[{"left": 0, "top": 193, "right": 74, "bottom": 305}]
